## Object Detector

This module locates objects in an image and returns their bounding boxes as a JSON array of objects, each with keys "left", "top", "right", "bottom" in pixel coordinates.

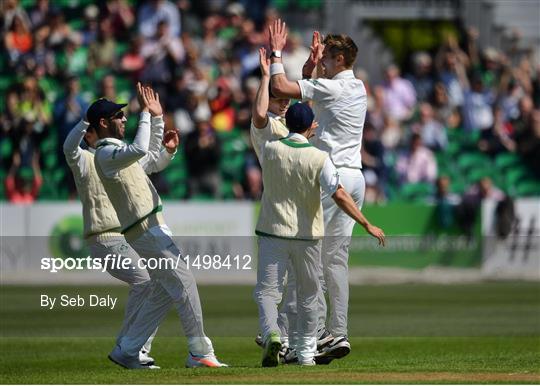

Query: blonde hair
[{"left": 323, "top": 34, "right": 358, "bottom": 68}]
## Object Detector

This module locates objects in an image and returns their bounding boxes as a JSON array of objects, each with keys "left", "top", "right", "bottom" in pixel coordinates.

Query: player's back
[{"left": 306, "top": 72, "right": 367, "bottom": 169}]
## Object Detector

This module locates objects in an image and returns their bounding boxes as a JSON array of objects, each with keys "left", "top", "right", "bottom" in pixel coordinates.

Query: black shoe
[
  {"left": 314, "top": 336, "right": 350, "bottom": 365},
  {"left": 316, "top": 328, "right": 334, "bottom": 351}
]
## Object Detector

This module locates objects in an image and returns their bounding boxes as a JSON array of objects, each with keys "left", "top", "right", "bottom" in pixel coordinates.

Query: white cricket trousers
[
  {"left": 319, "top": 167, "right": 365, "bottom": 336},
  {"left": 88, "top": 236, "right": 156, "bottom": 353},
  {"left": 278, "top": 168, "right": 365, "bottom": 339},
  {"left": 117, "top": 225, "right": 214, "bottom": 358},
  {"left": 253, "top": 236, "right": 321, "bottom": 363}
]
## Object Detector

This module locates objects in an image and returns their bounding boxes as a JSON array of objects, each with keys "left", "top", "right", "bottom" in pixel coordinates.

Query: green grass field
[{"left": 1, "top": 283, "right": 539, "bottom": 384}]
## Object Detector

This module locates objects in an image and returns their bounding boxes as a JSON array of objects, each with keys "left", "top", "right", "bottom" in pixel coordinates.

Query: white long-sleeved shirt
[{"left": 88, "top": 112, "right": 174, "bottom": 178}]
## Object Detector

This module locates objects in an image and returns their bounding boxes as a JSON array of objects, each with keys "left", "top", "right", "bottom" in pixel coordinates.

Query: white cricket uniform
[
  {"left": 250, "top": 114, "right": 297, "bottom": 342},
  {"left": 94, "top": 116, "right": 215, "bottom": 359},
  {"left": 63, "top": 115, "right": 173, "bottom": 353},
  {"left": 298, "top": 70, "right": 367, "bottom": 336},
  {"left": 254, "top": 133, "right": 339, "bottom": 364}
]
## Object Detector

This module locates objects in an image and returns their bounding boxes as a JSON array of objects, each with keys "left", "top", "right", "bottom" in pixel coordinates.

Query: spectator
[
  {"left": 361, "top": 123, "right": 386, "bottom": 203},
  {"left": 104, "top": 0, "right": 135, "bottom": 40},
  {"left": 462, "top": 73, "right": 494, "bottom": 131},
  {"left": 478, "top": 106, "right": 516, "bottom": 155},
  {"left": 283, "top": 33, "right": 310, "bottom": 81},
  {"left": 87, "top": 19, "right": 117, "bottom": 73},
  {"left": 396, "top": 133, "right": 437, "bottom": 184},
  {"left": 53, "top": 76, "right": 87, "bottom": 141},
  {"left": 381, "top": 64, "right": 416, "bottom": 122},
  {"left": 184, "top": 112, "right": 222, "bottom": 198},
  {"left": 412, "top": 102, "right": 448, "bottom": 151},
  {"left": 4, "top": 14, "right": 33, "bottom": 65},
  {"left": 57, "top": 37, "right": 88, "bottom": 76},
  {"left": 141, "top": 19, "right": 184, "bottom": 95},
  {"left": 80, "top": 4, "right": 99, "bottom": 46},
  {"left": 20, "top": 27, "right": 56, "bottom": 77},
  {"left": 17, "top": 76, "right": 51, "bottom": 134},
  {"left": 1, "top": 0, "right": 30, "bottom": 33},
  {"left": 435, "top": 35, "right": 469, "bottom": 107},
  {"left": 5, "top": 161, "right": 42, "bottom": 204},
  {"left": 380, "top": 115, "right": 402, "bottom": 150},
  {"left": 430, "top": 81, "right": 454, "bottom": 126},
  {"left": 39, "top": 9, "right": 78, "bottom": 50},
  {"left": 406, "top": 51, "right": 435, "bottom": 102},
  {"left": 433, "top": 175, "right": 461, "bottom": 230},
  {"left": 458, "top": 176, "right": 505, "bottom": 236},
  {"left": 138, "top": 0, "right": 181, "bottom": 39},
  {"left": 28, "top": 0, "right": 50, "bottom": 30},
  {"left": 120, "top": 35, "right": 145, "bottom": 81},
  {"left": 198, "top": 15, "right": 226, "bottom": 65},
  {"left": 367, "top": 85, "right": 386, "bottom": 132}
]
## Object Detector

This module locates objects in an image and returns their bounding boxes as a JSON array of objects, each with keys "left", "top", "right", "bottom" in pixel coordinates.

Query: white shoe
[
  {"left": 139, "top": 350, "right": 155, "bottom": 366},
  {"left": 185, "top": 353, "right": 228, "bottom": 368},
  {"left": 109, "top": 346, "right": 159, "bottom": 369}
]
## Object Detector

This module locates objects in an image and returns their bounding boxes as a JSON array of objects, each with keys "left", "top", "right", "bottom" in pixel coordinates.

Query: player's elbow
[
  {"left": 271, "top": 81, "right": 287, "bottom": 99},
  {"left": 332, "top": 186, "right": 347, "bottom": 205}
]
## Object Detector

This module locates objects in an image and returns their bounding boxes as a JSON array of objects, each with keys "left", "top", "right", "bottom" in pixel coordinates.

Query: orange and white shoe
[{"left": 185, "top": 353, "right": 228, "bottom": 368}]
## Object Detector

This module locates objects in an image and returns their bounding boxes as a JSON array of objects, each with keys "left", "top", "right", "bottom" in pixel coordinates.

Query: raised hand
[
  {"left": 162, "top": 128, "right": 179, "bottom": 154},
  {"left": 268, "top": 19, "right": 288, "bottom": 52},
  {"left": 142, "top": 85, "right": 163, "bottom": 117},
  {"left": 136, "top": 82, "right": 149, "bottom": 113},
  {"left": 309, "top": 31, "right": 324, "bottom": 64},
  {"left": 259, "top": 47, "right": 270, "bottom": 77}
]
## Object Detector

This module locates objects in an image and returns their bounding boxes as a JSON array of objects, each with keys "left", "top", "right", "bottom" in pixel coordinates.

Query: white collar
[
  {"left": 332, "top": 69, "right": 355, "bottom": 80},
  {"left": 96, "top": 137, "right": 124, "bottom": 148},
  {"left": 286, "top": 132, "right": 309, "bottom": 143}
]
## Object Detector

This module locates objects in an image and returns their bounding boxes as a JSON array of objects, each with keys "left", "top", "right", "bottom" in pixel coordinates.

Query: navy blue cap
[
  {"left": 285, "top": 102, "right": 314, "bottom": 132},
  {"left": 87, "top": 98, "right": 127, "bottom": 128}
]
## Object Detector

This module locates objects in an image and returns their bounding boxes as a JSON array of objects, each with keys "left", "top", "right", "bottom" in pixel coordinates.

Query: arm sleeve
[
  {"left": 139, "top": 114, "right": 165, "bottom": 171},
  {"left": 62, "top": 120, "right": 89, "bottom": 177},
  {"left": 144, "top": 149, "right": 175, "bottom": 175},
  {"left": 320, "top": 157, "right": 340, "bottom": 196},
  {"left": 97, "top": 112, "right": 152, "bottom": 176},
  {"left": 297, "top": 78, "right": 337, "bottom": 102}
]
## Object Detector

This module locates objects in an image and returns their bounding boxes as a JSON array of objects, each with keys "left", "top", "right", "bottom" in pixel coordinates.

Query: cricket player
[
  {"left": 254, "top": 102, "right": 384, "bottom": 367},
  {"left": 268, "top": 19, "right": 369, "bottom": 362},
  {"left": 250, "top": 47, "right": 295, "bottom": 355},
  {"left": 62, "top": 84, "right": 178, "bottom": 367},
  {"left": 93, "top": 84, "right": 226, "bottom": 369}
]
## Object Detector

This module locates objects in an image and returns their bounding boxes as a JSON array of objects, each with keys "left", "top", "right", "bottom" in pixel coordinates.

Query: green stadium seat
[
  {"left": 505, "top": 166, "right": 532, "bottom": 186},
  {"left": 398, "top": 182, "right": 434, "bottom": 203},
  {"left": 457, "top": 152, "right": 490, "bottom": 172},
  {"left": 515, "top": 180, "right": 540, "bottom": 196},
  {"left": 495, "top": 152, "right": 522, "bottom": 170}
]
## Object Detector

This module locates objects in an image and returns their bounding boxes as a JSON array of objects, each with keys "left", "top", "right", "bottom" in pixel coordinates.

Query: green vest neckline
[{"left": 279, "top": 138, "right": 313, "bottom": 148}]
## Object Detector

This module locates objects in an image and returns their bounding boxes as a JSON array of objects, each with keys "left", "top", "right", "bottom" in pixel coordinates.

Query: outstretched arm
[
  {"left": 252, "top": 47, "right": 271, "bottom": 129},
  {"left": 268, "top": 19, "right": 302, "bottom": 99},
  {"left": 332, "top": 185, "right": 386, "bottom": 246}
]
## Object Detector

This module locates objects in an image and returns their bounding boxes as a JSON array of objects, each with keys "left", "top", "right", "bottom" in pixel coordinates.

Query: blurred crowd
[{"left": 1, "top": 0, "right": 539, "bottom": 217}]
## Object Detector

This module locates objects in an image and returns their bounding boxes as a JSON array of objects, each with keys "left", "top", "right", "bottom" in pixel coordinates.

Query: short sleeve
[
  {"left": 298, "top": 78, "right": 337, "bottom": 102},
  {"left": 320, "top": 157, "right": 340, "bottom": 196}
]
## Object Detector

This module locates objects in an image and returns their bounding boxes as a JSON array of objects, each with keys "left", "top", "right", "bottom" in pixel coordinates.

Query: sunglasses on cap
[{"left": 108, "top": 110, "right": 125, "bottom": 120}]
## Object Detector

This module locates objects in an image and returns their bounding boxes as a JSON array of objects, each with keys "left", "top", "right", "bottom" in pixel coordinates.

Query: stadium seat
[
  {"left": 495, "top": 152, "right": 522, "bottom": 170},
  {"left": 457, "top": 152, "right": 490, "bottom": 172},
  {"left": 515, "top": 180, "right": 540, "bottom": 196},
  {"left": 398, "top": 182, "right": 434, "bottom": 203}
]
